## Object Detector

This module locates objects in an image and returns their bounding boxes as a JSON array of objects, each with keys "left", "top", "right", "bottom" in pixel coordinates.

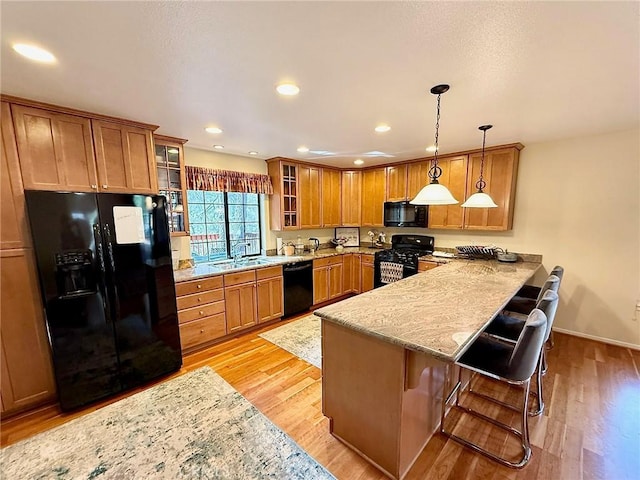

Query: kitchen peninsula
[{"left": 314, "top": 259, "right": 541, "bottom": 480}]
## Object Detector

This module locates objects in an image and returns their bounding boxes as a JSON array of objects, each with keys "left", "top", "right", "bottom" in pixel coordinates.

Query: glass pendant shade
[
  {"left": 461, "top": 191, "right": 497, "bottom": 208},
  {"left": 462, "top": 124, "right": 497, "bottom": 208},
  {"left": 410, "top": 181, "right": 459, "bottom": 205}
]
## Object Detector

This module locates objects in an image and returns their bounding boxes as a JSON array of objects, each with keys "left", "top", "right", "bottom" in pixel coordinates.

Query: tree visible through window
[{"left": 187, "top": 191, "right": 261, "bottom": 263}]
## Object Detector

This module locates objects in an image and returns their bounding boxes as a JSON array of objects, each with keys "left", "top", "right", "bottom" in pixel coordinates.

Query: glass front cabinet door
[{"left": 154, "top": 135, "right": 189, "bottom": 236}]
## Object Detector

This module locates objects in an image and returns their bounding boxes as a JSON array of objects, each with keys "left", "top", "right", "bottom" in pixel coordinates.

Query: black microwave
[{"left": 383, "top": 201, "right": 428, "bottom": 227}]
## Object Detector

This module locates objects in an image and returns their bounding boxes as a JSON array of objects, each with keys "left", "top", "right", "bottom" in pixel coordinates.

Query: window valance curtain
[{"left": 185, "top": 166, "right": 273, "bottom": 194}]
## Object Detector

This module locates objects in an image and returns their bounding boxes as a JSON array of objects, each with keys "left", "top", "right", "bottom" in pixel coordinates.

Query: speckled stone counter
[{"left": 314, "top": 259, "right": 541, "bottom": 362}]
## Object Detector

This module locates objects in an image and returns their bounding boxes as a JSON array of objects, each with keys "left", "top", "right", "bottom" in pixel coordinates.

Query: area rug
[
  {"left": 0, "top": 367, "right": 334, "bottom": 479},
  {"left": 259, "top": 315, "right": 321, "bottom": 369}
]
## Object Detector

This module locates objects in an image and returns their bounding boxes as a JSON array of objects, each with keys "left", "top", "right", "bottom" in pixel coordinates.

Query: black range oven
[{"left": 374, "top": 234, "right": 434, "bottom": 288}]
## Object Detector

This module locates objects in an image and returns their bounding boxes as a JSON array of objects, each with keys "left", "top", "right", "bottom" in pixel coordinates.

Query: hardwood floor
[{"left": 2, "top": 316, "right": 639, "bottom": 480}]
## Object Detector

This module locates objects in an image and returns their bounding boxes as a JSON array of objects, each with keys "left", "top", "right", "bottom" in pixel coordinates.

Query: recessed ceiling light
[
  {"left": 425, "top": 145, "right": 438, "bottom": 152},
  {"left": 375, "top": 124, "right": 391, "bottom": 133},
  {"left": 213, "top": 145, "right": 224, "bottom": 149},
  {"left": 205, "top": 127, "right": 223, "bottom": 134},
  {"left": 354, "top": 159, "right": 364, "bottom": 165},
  {"left": 297, "top": 146, "right": 309, "bottom": 153},
  {"left": 167, "top": 148, "right": 179, "bottom": 154},
  {"left": 248, "top": 151, "right": 258, "bottom": 155},
  {"left": 12, "top": 43, "right": 56, "bottom": 63},
  {"left": 276, "top": 83, "right": 300, "bottom": 96}
]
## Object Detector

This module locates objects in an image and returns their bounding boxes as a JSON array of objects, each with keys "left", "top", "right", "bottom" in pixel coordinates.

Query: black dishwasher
[{"left": 283, "top": 260, "right": 313, "bottom": 317}]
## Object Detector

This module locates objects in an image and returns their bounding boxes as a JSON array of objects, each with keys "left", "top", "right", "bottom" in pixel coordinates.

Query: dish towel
[{"left": 380, "top": 261, "right": 404, "bottom": 284}]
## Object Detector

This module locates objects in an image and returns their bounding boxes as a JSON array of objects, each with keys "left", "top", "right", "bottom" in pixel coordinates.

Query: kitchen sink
[{"left": 209, "top": 257, "right": 277, "bottom": 270}]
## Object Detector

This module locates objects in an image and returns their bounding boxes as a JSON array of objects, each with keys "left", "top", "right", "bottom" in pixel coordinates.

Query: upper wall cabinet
[
  {"left": 322, "top": 168, "right": 341, "bottom": 227},
  {"left": 386, "top": 164, "right": 408, "bottom": 201},
  {"left": 341, "top": 170, "right": 361, "bottom": 227},
  {"left": 268, "top": 158, "right": 299, "bottom": 230},
  {"left": 92, "top": 120, "right": 157, "bottom": 194},
  {"left": 1, "top": 103, "right": 30, "bottom": 250},
  {"left": 9, "top": 99, "right": 159, "bottom": 195},
  {"left": 361, "top": 167, "right": 386, "bottom": 226},
  {"left": 463, "top": 147, "right": 520, "bottom": 231},
  {"left": 299, "top": 164, "right": 322, "bottom": 229},
  {"left": 154, "top": 135, "right": 189, "bottom": 236},
  {"left": 427, "top": 155, "right": 469, "bottom": 230},
  {"left": 407, "top": 161, "right": 431, "bottom": 201},
  {"left": 12, "top": 105, "right": 97, "bottom": 192}
]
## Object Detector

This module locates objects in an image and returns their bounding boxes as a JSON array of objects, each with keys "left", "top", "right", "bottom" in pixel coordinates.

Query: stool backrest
[
  {"left": 507, "top": 309, "right": 547, "bottom": 382},
  {"left": 536, "top": 289, "right": 559, "bottom": 342},
  {"left": 550, "top": 266, "right": 564, "bottom": 284},
  {"left": 535, "top": 275, "right": 560, "bottom": 304}
]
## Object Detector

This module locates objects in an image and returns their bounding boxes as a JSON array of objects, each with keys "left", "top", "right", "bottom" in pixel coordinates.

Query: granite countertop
[
  {"left": 173, "top": 247, "right": 386, "bottom": 282},
  {"left": 313, "top": 259, "right": 541, "bottom": 362}
]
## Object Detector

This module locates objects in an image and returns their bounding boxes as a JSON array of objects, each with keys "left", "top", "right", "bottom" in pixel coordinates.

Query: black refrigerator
[{"left": 25, "top": 191, "right": 182, "bottom": 411}]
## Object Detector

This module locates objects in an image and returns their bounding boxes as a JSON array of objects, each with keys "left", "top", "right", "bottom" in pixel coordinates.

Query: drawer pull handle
[
  {"left": 197, "top": 297, "right": 202, "bottom": 301},
  {"left": 197, "top": 284, "right": 202, "bottom": 289},
  {"left": 199, "top": 310, "right": 204, "bottom": 315},
  {"left": 200, "top": 329, "right": 204, "bottom": 333}
]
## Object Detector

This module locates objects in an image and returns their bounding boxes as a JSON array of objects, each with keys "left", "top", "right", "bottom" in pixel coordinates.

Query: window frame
[{"left": 186, "top": 190, "right": 263, "bottom": 263}]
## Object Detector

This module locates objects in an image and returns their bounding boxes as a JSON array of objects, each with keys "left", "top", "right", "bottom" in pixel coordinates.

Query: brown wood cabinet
[
  {"left": 154, "top": 135, "right": 189, "bottom": 236},
  {"left": 256, "top": 266, "right": 284, "bottom": 323},
  {"left": 418, "top": 260, "right": 440, "bottom": 272},
  {"left": 428, "top": 155, "right": 469, "bottom": 230},
  {"left": 386, "top": 164, "right": 408, "bottom": 201},
  {"left": 360, "top": 254, "right": 375, "bottom": 293},
  {"left": 175, "top": 276, "right": 226, "bottom": 352},
  {"left": 298, "top": 164, "right": 322, "bottom": 229},
  {"left": 313, "top": 256, "right": 343, "bottom": 305},
  {"left": 463, "top": 147, "right": 520, "bottom": 231},
  {"left": 225, "top": 271, "right": 258, "bottom": 333},
  {"left": 342, "top": 253, "right": 362, "bottom": 294},
  {"left": 407, "top": 160, "right": 431, "bottom": 201},
  {"left": 11, "top": 104, "right": 97, "bottom": 192},
  {"left": 361, "top": 168, "right": 386, "bottom": 226},
  {"left": 268, "top": 159, "right": 299, "bottom": 230},
  {"left": 92, "top": 120, "right": 157, "bottom": 194},
  {"left": 321, "top": 168, "right": 341, "bottom": 227},
  {"left": 11, "top": 102, "right": 158, "bottom": 195},
  {"left": 341, "top": 171, "right": 362, "bottom": 226},
  {"left": 1, "top": 103, "right": 29, "bottom": 250},
  {"left": 1, "top": 249, "right": 56, "bottom": 414}
]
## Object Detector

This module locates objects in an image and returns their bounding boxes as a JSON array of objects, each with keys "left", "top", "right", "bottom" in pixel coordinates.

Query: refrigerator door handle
[
  {"left": 103, "top": 223, "right": 116, "bottom": 273},
  {"left": 102, "top": 222, "right": 121, "bottom": 321},
  {"left": 93, "top": 223, "right": 107, "bottom": 274}
]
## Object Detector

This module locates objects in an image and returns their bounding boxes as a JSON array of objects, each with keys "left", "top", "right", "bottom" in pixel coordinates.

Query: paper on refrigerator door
[{"left": 113, "top": 206, "right": 146, "bottom": 244}]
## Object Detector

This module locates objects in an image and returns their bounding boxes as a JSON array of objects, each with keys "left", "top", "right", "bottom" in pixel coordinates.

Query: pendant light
[
  {"left": 410, "top": 84, "right": 458, "bottom": 205},
  {"left": 461, "top": 125, "right": 498, "bottom": 208}
]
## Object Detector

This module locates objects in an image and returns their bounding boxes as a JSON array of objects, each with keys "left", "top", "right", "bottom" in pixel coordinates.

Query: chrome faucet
[{"left": 232, "top": 241, "right": 251, "bottom": 263}]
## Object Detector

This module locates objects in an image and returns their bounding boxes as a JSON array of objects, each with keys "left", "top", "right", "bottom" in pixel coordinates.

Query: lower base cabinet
[
  {"left": 361, "top": 254, "right": 375, "bottom": 293},
  {"left": 225, "top": 271, "right": 258, "bottom": 334},
  {"left": 256, "top": 266, "right": 284, "bottom": 323},
  {"left": 176, "top": 276, "right": 226, "bottom": 352},
  {"left": 1, "top": 249, "right": 56, "bottom": 415},
  {"left": 313, "top": 256, "right": 344, "bottom": 305}
]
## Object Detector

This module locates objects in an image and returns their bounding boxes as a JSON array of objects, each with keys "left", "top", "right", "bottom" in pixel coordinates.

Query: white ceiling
[{"left": 1, "top": 1, "right": 638, "bottom": 168}]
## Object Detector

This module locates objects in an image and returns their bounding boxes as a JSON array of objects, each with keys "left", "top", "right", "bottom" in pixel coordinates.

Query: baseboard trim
[{"left": 553, "top": 327, "right": 640, "bottom": 351}]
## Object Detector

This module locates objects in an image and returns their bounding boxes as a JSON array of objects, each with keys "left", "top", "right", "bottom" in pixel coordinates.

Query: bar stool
[
  {"left": 440, "top": 309, "right": 547, "bottom": 468},
  {"left": 478, "top": 289, "right": 559, "bottom": 416},
  {"left": 506, "top": 266, "right": 563, "bottom": 316}
]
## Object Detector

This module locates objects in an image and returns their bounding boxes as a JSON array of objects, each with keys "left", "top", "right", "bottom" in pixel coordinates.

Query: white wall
[{"left": 176, "top": 131, "right": 640, "bottom": 347}]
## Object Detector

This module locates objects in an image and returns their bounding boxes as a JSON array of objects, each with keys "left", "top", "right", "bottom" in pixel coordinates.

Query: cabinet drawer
[
  {"left": 418, "top": 260, "right": 439, "bottom": 272},
  {"left": 313, "top": 256, "right": 343, "bottom": 269},
  {"left": 361, "top": 254, "right": 375, "bottom": 264},
  {"left": 224, "top": 270, "right": 256, "bottom": 287},
  {"left": 176, "top": 276, "right": 224, "bottom": 296},
  {"left": 176, "top": 289, "right": 224, "bottom": 310},
  {"left": 178, "top": 300, "right": 225, "bottom": 324},
  {"left": 256, "top": 265, "right": 282, "bottom": 280},
  {"left": 179, "top": 313, "right": 226, "bottom": 350}
]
